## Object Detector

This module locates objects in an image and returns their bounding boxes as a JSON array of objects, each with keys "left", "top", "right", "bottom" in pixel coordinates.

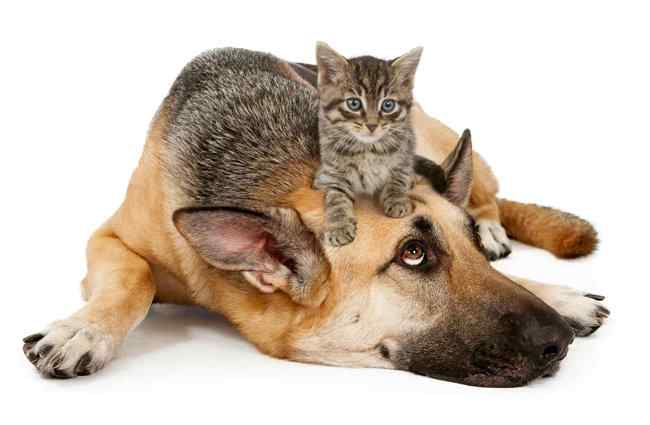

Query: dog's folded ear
[
  {"left": 441, "top": 129, "right": 474, "bottom": 207},
  {"left": 173, "top": 206, "right": 330, "bottom": 307}
]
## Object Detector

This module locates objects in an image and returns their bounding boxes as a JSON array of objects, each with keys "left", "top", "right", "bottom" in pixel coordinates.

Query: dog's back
[{"left": 161, "top": 48, "right": 320, "bottom": 209}]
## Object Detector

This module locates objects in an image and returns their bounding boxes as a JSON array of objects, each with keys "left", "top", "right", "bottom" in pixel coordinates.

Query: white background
[{"left": 1, "top": 1, "right": 648, "bottom": 424}]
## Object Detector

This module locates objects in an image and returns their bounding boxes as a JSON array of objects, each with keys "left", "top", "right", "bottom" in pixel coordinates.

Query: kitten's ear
[
  {"left": 441, "top": 129, "right": 473, "bottom": 206},
  {"left": 174, "top": 206, "right": 330, "bottom": 307},
  {"left": 391, "top": 47, "right": 423, "bottom": 89},
  {"left": 316, "top": 41, "right": 349, "bottom": 85}
]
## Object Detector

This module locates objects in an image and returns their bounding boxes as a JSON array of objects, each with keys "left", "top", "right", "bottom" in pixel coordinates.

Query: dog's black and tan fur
[{"left": 22, "top": 48, "right": 606, "bottom": 387}]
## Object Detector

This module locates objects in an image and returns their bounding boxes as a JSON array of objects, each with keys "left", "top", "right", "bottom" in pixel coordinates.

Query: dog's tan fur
[
  {"left": 83, "top": 104, "right": 572, "bottom": 351},
  {"left": 23, "top": 83, "right": 605, "bottom": 384}
]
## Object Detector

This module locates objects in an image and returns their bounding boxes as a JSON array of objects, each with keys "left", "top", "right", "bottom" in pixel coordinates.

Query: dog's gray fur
[
  {"left": 161, "top": 48, "right": 444, "bottom": 215},
  {"left": 161, "top": 48, "right": 321, "bottom": 210}
]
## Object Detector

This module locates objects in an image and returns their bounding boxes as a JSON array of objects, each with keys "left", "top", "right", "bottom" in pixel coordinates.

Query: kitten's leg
[
  {"left": 314, "top": 168, "right": 357, "bottom": 247},
  {"left": 380, "top": 163, "right": 414, "bottom": 218},
  {"left": 323, "top": 189, "right": 357, "bottom": 246}
]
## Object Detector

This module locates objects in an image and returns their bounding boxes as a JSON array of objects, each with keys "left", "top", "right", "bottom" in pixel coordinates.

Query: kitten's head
[{"left": 316, "top": 42, "right": 422, "bottom": 144}]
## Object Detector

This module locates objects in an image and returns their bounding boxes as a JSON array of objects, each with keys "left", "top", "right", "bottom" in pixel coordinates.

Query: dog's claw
[
  {"left": 596, "top": 305, "right": 610, "bottom": 318},
  {"left": 75, "top": 352, "right": 93, "bottom": 376},
  {"left": 25, "top": 347, "right": 39, "bottom": 365},
  {"left": 23, "top": 333, "right": 45, "bottom": 344},
  {"left": 22, "top": 319, "right": 113, "bottom": 379},
  {"left": 582, "top": 325, "right": 601, "bottom": 337},
  {"left": 38, "top": 344, "right": 53, "bottom": 358}
]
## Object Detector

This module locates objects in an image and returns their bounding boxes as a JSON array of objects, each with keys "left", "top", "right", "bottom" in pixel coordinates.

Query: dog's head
[{"left": 174, "top": 133, "right": 573, "bottom": 387}]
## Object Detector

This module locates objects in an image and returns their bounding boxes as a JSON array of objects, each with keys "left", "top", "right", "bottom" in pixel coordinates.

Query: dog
[{"left": 22, "top": 48, "right": 608, "bottom": 387}]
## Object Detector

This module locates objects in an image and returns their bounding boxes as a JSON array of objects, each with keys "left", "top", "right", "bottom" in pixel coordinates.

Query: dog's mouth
[
  {"left": 462, "top": 346, "right": 569, "bottom": 387},
  {"left": 466, "top": 335, "right": 572, "bottom": 387},
  {"left": 411, "top": 356, "right": 567, "bottom": 388},
  {"left": 405, "top": 335, "right": 572, "bottom": 388}
]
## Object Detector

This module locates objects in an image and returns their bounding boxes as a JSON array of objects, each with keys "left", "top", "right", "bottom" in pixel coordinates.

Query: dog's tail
[{"left": 497, "top": 198, "right": 598, "bottom": 258}]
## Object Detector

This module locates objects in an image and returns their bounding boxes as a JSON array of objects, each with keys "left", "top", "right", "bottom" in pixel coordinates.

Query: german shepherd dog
[{"left": 22, "top": 48, "right": 608, "bottom": 387}]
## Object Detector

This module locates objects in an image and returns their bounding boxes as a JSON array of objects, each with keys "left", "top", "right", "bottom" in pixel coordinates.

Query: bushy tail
[{"left": 497, "top": 198, "right": 598, "bottom": 258}]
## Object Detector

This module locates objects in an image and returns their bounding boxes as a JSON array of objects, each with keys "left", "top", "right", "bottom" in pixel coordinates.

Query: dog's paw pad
[
  {"left": 22, "top": 319, "right": 114, "bottom": 379},
  {"left": 477, "top": 219, "right": 512, "bottom": 261}
]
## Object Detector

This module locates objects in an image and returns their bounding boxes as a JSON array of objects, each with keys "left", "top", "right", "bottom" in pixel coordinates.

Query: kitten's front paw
[
  {"left": 325, "top": 222, "right": 357, "bottom": 247},
  {"left": 383, "top": 197, "right": 413, "bottom": 218}
]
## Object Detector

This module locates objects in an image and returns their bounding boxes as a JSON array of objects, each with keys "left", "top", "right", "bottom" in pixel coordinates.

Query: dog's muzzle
[
  {"left": 397, "top": 305, "right": 574, "bottom": 387},
  {"left": 465, "top": 312, "right": 574, "bottom": 387}
]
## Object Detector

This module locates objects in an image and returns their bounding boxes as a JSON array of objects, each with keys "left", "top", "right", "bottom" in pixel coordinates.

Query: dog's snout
[{"left": 471, "top": 312, "right": 573, "bottom": 379}]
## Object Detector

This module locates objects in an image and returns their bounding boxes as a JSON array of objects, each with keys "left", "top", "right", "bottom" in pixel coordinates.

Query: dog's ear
[
  {"left": 390, "top": 46, "right": 423, "bottom": 89},
  {"left": 174, "top": 206, "right": 330, "bottom": 307},
  {"left": 441, "top": 129, "right": 473, "bottom": 206},
  {"left": 316, "top": 41, "right": 349, "bottom": 86}
]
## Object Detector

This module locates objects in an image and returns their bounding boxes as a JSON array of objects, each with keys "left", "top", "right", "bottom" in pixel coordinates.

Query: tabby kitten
[{"left": 313, "top": 42, "right": 423, "bottom": 246}]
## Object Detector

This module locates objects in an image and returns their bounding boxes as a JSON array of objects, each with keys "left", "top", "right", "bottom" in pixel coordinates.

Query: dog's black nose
[
  {"left": 472, "top": 312, "right": 573, "bottom": 375},
  {"left": 506, "top": 312, "right": 574, "bottom": 368},
  {"left": 366, "top": 124, "right": 377, "bottom": 132},
  {"left": 524, "top": 322, "right": 573, "bottom": 368}
]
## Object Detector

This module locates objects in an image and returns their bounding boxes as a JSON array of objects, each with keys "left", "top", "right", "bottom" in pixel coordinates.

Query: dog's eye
[
  {"left": 346, "top": 97, "right": 363, "bottom": 111},
  {"left": 399, "top": 240, "right": 427, "bottom": 267}
]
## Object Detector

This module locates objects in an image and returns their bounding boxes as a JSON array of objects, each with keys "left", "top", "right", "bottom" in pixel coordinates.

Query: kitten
[{"left": 313, "top": 42, "right": 424, "bottom": 247}]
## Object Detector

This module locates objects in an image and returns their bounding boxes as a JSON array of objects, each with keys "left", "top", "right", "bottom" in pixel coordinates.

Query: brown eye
[{"left": 399, "top": 240, "right": 427, "bottom": 267}]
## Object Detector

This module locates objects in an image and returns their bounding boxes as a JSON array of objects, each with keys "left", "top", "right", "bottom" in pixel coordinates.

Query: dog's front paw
[
  {"left": 383, "top": 197, "right": 413, "bottom": 218},
  {"left": 325, "top": 221, "right": 357, "bottom": 247},
  {"left": 477, "top": 219, "right": 512, "bottom": 261},
  {"left": 23, "top": 318, "right": 114, "bottom": 379},
  {"left": 542, "top": 287, "right": 610, "bottom": 336}
]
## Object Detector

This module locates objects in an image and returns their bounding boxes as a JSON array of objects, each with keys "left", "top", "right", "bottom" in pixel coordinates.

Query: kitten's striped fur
[{"left": 314, "top": 42, "right": 423, "bottom": 246}]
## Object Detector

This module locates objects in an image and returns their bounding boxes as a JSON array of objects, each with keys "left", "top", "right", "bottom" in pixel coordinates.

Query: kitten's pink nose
[{"left": 366, "top": 124, "right": 378, "bottom": 133}]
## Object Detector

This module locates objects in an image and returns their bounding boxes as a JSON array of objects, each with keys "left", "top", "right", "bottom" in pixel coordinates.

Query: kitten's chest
[{"left": 345, "top": 154, "right": 399, "bottom": 195}]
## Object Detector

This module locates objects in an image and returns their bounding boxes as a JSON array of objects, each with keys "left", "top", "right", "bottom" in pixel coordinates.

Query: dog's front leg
[
  {"left": 22, "top": 225, "right": 155, "bottom": 378},
  {"left": 511, "top": 276, "right": 610, "bottom": 337}
]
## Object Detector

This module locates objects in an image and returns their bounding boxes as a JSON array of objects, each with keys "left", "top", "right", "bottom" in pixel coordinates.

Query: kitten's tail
[
  {"left": 497, "top": 198, "right": 598, "bottom": 258},
  {"left": 414, "top": 155, "right": 447, "bottom": 193}
]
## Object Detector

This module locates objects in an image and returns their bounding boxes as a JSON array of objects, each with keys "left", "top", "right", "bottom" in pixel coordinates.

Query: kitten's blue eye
[
  {"left": 346, "top": 97, "right": 363, "bottom": 111},
  {"left": 381, "top": 99, "right": 397, "bottom": 113}
]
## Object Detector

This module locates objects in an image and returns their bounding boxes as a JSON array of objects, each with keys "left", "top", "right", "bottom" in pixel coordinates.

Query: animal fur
[{"left": 21, "top": 48, "right": 606, "bottom": 387}]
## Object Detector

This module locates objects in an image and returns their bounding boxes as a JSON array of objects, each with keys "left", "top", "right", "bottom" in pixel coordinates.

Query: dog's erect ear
[
  {"left": 316, "top": 41, "right": 349, "bottom": 86},
  {"left": 174, "top": 207, "right": 330, "bottom": 307},
  {"left": 391, "top": 47, "right": 423, "bottom": 89},
  {"left": 441, "top": 129, "right": 473, "bottom": 206}
]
